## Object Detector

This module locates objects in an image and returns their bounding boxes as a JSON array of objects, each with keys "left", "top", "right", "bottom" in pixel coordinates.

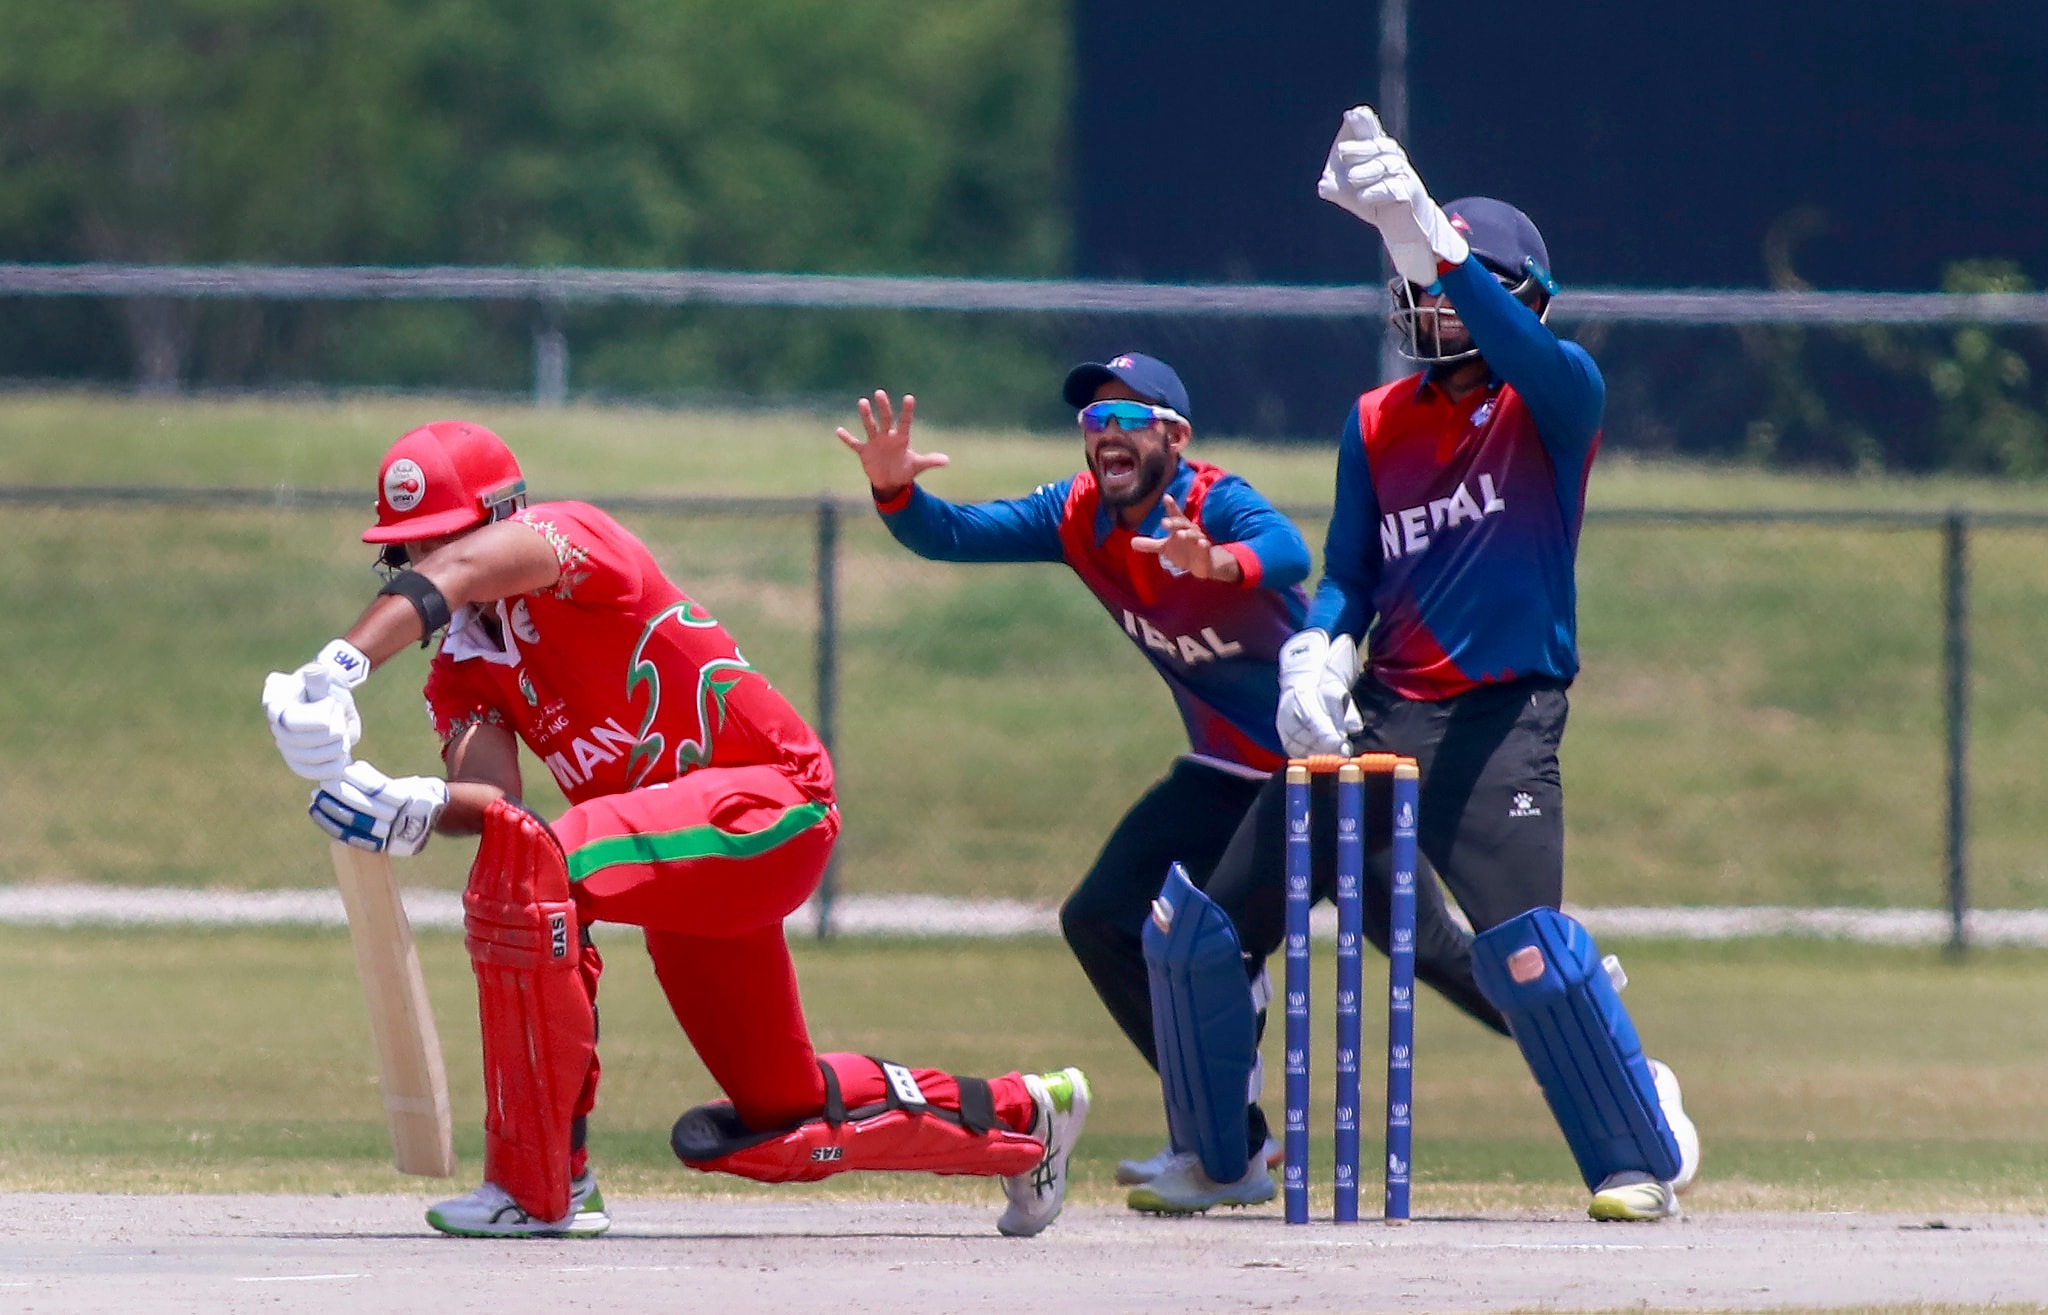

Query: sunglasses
[{"left": 1078, "top": 400, "right": 1185, "bottom": 433}]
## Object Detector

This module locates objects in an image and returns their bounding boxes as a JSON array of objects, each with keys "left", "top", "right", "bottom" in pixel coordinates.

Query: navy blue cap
[
  {"left": 1443, "top": 197, "right": 1556, "bottom": 289},
  {"left": 1061, "top": 352, "right": 1191, "bottom": 419}
]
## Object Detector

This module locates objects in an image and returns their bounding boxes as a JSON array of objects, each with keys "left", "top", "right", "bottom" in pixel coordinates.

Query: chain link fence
[
  {"left": 6, "top": 264, "right": 2048, "bottom": 468},
  {"left": 3, "top": 264, "right": 2045, "bottom": 943}
]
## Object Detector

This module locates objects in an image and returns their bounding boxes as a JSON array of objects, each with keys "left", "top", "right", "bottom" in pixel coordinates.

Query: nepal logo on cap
[
  {"left": 1110, "top": 355, "right": 1136, "bottom": 369},
  {"left": 384, "top": 458, "right": 427, "bottom": 512}
]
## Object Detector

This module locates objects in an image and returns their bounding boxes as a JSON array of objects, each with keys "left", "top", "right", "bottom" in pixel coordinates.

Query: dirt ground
[{"left": 4, "top": 1195, "right": 2045, "bottom": 1314}]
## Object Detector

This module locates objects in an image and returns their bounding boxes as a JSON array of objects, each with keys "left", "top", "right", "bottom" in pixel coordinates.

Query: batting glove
[
  {"left": 1316, "top": 105, "right": 1469, "bottom": 289},
  {"left": 1275, "top": 629, "right": 1364, "bottom": 758},
  {"left": 311, "top": 760, "right": 448, "bottom": 857},
  {"left": 262, "top": 640, "right": 371, "bottom": 781}
]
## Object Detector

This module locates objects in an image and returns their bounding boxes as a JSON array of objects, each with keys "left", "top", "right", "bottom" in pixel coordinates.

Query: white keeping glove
[
  {"left": 310, "top": 760, "right": 448, "bottom": 857},
  {"left": 1323, "top": 634, "right": 1365, "bottom": 739},
  {"left": 1316, "top": 105, "right": 1470, "bottom": 289},
  {"left": 1275, "top": 630, "right": 1365, "bottom": 758},
  {"left": 262, "top": 639, "right": 371, "bottom": 781}
]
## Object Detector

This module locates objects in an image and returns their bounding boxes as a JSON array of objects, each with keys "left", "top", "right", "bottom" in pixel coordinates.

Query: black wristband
[{"left": 376, "top": 570, "right": 453, "bottom": 647}]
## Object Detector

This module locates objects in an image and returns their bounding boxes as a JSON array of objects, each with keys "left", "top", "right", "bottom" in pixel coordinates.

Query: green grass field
[
  {"left": 3, "top": 391, "right": 2045, "bottom": 908},
  {"left": 5, "top": 392, "right": 2048, "bottom": 1247},
  {"left": 4, "top": 927, "right": 2044, "bottom": 1213}
]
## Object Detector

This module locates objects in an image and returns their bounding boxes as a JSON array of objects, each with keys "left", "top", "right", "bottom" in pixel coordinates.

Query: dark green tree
[
  {"left": 0, "top": 0, "right": 1068, "bottom": 394},
  {"left": 1923, "top": 261, "right": 2047, "bottom": 477}
]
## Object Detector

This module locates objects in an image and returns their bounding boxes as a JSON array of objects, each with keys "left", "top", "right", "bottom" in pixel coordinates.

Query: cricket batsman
[
  {"left": 261, "top": 420, "right": 1089, "bottom": 1238},
  {"left": 1154, "top": 106, "right": 1703, "bottom": 1221}
]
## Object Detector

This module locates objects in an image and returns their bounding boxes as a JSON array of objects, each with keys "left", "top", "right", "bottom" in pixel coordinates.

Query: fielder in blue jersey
[
  {"left": 1165, "top": 107, "right": 1702, "bottom": 1221},
  {"left": 835, "top": 354, "right": 1502, "bottom": 1203}
]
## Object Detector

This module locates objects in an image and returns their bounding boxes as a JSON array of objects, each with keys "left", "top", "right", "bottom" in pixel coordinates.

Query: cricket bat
[{"left": 328, "top": 838, "right": 458, "bottom": 1178}]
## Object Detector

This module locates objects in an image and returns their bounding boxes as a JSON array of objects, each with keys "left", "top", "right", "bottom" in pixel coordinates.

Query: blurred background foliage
[
  {"left": 0, "top": 0, "right": 1069, "bottom": 401},
  {"left": 2, "top": 1, "right": 2046, "bottom": 471}
]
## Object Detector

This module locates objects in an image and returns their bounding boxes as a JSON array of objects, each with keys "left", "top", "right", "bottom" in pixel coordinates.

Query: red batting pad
[{"left": 464, "top": 801, "right": 597, "bottom": 1221}]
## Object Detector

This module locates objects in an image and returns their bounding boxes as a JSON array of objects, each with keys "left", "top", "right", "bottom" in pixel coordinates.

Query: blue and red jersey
[
  {"left": 875, "top": 459, "right": 1309, "bottom": 772},
  {"left": 1308, "top": 259, "right": 1605, "bottom": 699}
]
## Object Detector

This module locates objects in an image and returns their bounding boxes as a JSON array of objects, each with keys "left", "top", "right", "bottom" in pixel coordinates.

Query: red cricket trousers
[{"left": 550, "top": 763, "right": 1034, "bottom": 1135}]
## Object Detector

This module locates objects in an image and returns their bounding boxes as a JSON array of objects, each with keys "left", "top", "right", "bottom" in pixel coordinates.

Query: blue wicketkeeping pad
[
  {"left": 1143, "top": 862, "right": 1256, "bottom": 1186},
  {"left": 1470, "top": 908, "right": 1681, "bottom": 1190}
]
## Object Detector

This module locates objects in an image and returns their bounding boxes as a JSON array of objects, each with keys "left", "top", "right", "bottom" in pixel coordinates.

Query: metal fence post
[
  {"left": 532, "top": 300, "right": 569, "bottom": 407},
  {"left": 1375, "top": 0, "right": 1410, "bottom": 390},
  {"left": 814, "top": 496, "right": 841, "bottom": 939},
  {"left": 1942, "top": 510, "right": 1971, "bottom": 956}
]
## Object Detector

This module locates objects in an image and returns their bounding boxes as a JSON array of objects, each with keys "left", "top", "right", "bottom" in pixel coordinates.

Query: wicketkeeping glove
[
  {"left": 1316, "top": 105, "right": 1469, "bottom": 289},
  {"left": 310, "top": 760, "right": 448, "bottom": 857},
  {"left": 262, "top": 639, "right": 371, "bottom": 781},
  {"left": 1275, "top": 630, "right": 1365, "bottom": 758}
]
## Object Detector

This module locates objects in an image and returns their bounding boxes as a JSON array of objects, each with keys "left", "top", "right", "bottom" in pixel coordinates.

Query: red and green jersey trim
[{"left": 566, "top": 799, "right": 834, "bottom": 883}]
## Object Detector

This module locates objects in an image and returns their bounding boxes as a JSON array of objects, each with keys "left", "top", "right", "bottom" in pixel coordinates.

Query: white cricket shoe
[
  {"left": 1125, "top": 1150, "right": 1277, "bottom": 1215},
  {"left": 998, "top": 1067, "right": 1092, "bottom": 1237},
  {"left": 425, "top": 1171, "right": 611, "bottom": 1238},
  {"left": 1115, "top": 1135, "right": 1284, "bottom": 1186},
  {"left": 1589, "top": 1170, "right": 1679, "bottom": 1221},
  {"left": 1648, "top": 1058, "right": 1701, "bottom": 1191}
]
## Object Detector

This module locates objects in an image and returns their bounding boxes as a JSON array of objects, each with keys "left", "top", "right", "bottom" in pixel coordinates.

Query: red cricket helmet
[{"left": 362, "top": 421, "right": 528, "bottom": 544}]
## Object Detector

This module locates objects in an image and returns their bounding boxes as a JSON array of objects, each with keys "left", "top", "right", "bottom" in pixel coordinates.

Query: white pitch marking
[{"left": 234, "top": 1273, "right": 365, "bottom": 1282}]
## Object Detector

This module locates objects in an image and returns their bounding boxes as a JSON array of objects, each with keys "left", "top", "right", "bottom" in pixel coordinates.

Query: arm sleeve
[
  {"left": 1197, "top": 475, "right": 1311, "bottom": 590},
  {"left": 873, "top": 480, "right": 1069, "bottom": 564},
  {"left": 1439, "top": 258, "right": 1605, "bottom": 467},
  {"left": 1304, "top": 403, "right": 1380, "bottom": 638}
]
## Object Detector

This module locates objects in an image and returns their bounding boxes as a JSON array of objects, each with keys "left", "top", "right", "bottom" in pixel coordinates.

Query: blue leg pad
[
  {"left": 1471, "top": 908, "right": 1681, "bottom": 1190},
  {"left": 1143, "top": 862, "right": 1255, "bottom": 1186}
]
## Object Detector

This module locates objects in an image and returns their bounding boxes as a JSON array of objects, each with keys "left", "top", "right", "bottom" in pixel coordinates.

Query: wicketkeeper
[
  {"left": 261, "top": 420, "right": 1089, "bottom": 1238},
  {"left": 1145, "top": 106, "right": 1701, "bottom": 1222}
]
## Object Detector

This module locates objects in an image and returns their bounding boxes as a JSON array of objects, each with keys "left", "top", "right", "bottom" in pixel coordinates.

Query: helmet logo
[
  {"left": 384, "top": 459, "right": 426, "bottom": 512},
  {"left": 1449, "top": 212, "right": 1472, "bottom": 234}
]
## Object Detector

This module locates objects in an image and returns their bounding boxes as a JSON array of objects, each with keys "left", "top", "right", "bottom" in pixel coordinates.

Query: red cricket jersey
[{"left": 423, "top": 501, "right": 831, "bottom": 804}]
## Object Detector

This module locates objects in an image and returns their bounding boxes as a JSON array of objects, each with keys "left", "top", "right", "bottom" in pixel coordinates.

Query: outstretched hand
[
  {"left": 1130, "top": 495, "right": 1237, "bottom": 581},
  {"left": 835, "top": 391, "right": 950, "bottom": 498}
]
